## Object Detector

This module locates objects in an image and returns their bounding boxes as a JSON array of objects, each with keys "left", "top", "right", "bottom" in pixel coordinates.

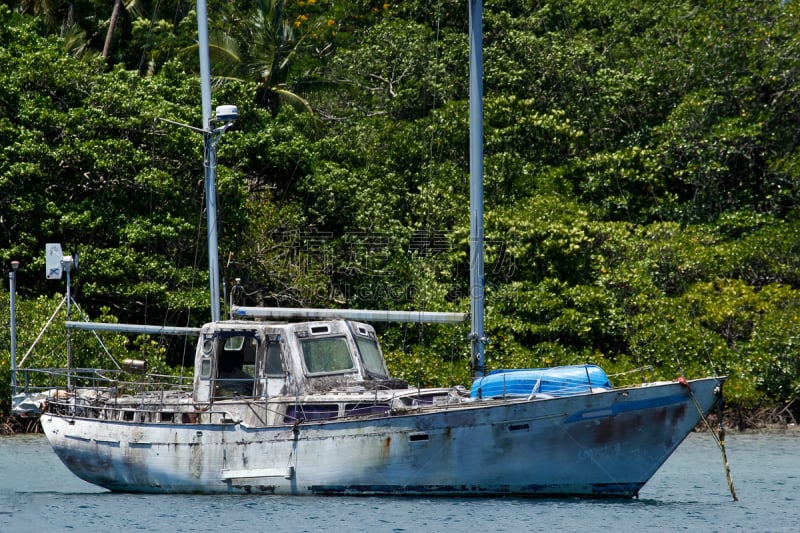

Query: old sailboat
[{"left": 23, "top": 0, "right": 724, "bottom": 497}]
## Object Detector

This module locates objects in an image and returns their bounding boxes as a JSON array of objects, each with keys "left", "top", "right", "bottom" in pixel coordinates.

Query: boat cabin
[{"left": 192, "top": 319, "right": 395, "bottom": 404}]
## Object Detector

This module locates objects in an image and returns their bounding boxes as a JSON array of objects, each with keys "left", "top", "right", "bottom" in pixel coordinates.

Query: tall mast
[
  {"left": 468, "top": 0, "right": 486, "bottom": 377},
  {"left": 9, "top": 261, "right": 19, "bottom": 394},
  {"left": 197, "top": 0, "right": 221, "bottom": 321}
]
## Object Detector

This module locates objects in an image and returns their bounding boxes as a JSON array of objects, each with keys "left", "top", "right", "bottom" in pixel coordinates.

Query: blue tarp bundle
[{"left": 470, "top": 364, "right": 612, "bottom": 399}]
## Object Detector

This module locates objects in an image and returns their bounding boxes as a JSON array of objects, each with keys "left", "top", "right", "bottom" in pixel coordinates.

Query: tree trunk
[{"left": 103, "top": 0, "right": 123, "bottom": 59}]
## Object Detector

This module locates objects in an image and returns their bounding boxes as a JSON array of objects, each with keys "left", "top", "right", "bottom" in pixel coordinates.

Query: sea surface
[{"left": 1, "top": 431, "right": 798, "bottom": 532}]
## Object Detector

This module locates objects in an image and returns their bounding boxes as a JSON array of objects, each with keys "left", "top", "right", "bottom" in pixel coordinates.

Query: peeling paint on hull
[{"left": 40, "top": 376, "right": 722, "bottom": 497}]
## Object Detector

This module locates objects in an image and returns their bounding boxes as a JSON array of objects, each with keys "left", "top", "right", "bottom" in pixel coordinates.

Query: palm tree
[
  {"left": 19, "top": 0, "right": 75, "bottom": 34},
  {"left": 102, "top": 0, "right": 143, "bottom": 60},
  {"left": 206, "top": 0, "right": 319, "bottom": 114},
  {"left": 102, "top": 0, "right": 123, "bottom": 58},
  {"left": 20, "top": 0, "right": 98, "bottom": 59}
]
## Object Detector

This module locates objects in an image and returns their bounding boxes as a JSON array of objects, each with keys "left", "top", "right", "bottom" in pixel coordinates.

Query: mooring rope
[{"left": 679, "top": 377, "right": 738, "bottom": 502}]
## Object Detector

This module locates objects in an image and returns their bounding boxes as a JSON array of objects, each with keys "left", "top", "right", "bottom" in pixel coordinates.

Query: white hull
[{"left": 41, "top": 376, "right": 721, "bottom": 497}]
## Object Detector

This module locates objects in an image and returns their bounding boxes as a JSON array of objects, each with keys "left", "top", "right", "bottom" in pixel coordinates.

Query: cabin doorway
[{"left": 214, "top": 334, "right": 257, "bottom": 398}]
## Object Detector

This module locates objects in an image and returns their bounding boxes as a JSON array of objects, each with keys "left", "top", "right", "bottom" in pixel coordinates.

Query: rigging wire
[
  {"left": 140, "top": 0, "right": 162, "bottom": 333},
  {"left": 139, "top": 1, "right": 203, "bottom": 374},
  {"left": 414, "top": 1, "right": 469, "bottom": 388},
  {"left": 117, "top": 1, "right": 165, "bottom": 361}
]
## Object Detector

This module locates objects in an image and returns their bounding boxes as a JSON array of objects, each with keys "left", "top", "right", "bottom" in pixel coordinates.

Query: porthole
[{"left": 202, "top": 339, "right": 214, "bottom": 354}]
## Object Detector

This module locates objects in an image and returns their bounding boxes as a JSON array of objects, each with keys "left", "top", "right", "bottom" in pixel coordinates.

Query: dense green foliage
[{"left": 2, "top": 1, "right": 800, "bottom": 419}]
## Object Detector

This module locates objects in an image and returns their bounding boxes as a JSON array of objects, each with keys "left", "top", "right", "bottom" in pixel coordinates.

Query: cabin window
[
  {"left": 284, "top": 404, "right": 339, "bottom": 422},
  {"left": 200, "top": 334, "right": 214, "bottom": 379},
  {"left": 224, "top": 335, "right": 245, "bottom": 351},
  {"left": 200, "top": 359, "right": 212, "bottom": 378},
  {"left": 355, "top": 337, "right": 387, "bottom": 378},
  {"left": 344, "top": 403, "right": 390, "bottom": 417},
  {"left": 300, "top": 336, "right": 354, "bottom": 374},
  {"left": 265, "top": 342, "right": 284, "bottom": 376}
]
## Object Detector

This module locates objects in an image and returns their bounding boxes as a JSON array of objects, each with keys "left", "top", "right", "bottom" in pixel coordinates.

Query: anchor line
[
  {"left": 678, "top": 378, "right": 738, "bottom": 502},
  {"left": 714, "top": 391, "right": 739, "bottom": 503}
]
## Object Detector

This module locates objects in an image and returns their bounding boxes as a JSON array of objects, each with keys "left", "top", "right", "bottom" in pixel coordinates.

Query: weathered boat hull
[{"left": 40, "top": 376, "right": 722, "bottom": 497}]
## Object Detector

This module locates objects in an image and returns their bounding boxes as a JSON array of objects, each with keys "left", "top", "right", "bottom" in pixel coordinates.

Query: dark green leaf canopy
[{"left": 2, "top": 1, "right": 800, "bottom": 419}]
